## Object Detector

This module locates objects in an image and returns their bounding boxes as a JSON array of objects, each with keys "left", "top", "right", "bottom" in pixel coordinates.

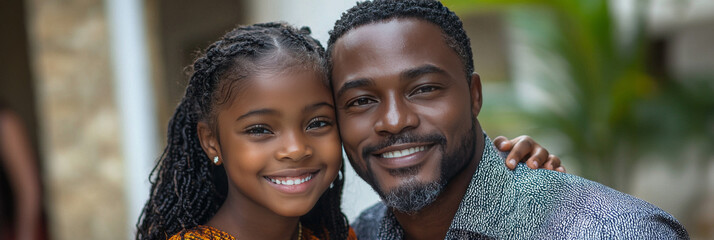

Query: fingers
[
  {"left": 505, "top": 136, "right": 538, "bottom": 170},
  {"left": 495, "top": 136, "right": 516, "bottom": 170},
  {"left": 499, "top": 135, "right": 567, "bottom": 173},
  {"left": 525, "top": 146, "right": 549, "bottom": 169},
  {"left": 544, "top": 154, "right": 565, "bottom": 173},
  {"left": 493, "top": 136, "right": 512, "bottom": 152},
  {"left": 541, "top": 155, "right": 566, "bottom": 173}
]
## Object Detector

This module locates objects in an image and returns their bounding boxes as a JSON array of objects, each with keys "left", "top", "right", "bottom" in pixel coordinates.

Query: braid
[
  {"left": 327, "top": 0, "right": 473, "bottom": 81},
  {"left": 136, "top": 22, "right": 347, "bottom": 240},
  {"left": 301, "top": 164, "right": 348, "bottom": 240}
]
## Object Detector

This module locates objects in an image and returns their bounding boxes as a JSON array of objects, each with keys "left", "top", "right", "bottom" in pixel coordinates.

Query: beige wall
[{"left": 25, "top": 0, "right": 127, "bottom": 239}]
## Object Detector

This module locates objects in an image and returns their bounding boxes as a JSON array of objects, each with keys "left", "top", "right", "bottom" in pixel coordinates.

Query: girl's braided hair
[{"left": 136, "top": 22, "right": 347, "bottom": 240}]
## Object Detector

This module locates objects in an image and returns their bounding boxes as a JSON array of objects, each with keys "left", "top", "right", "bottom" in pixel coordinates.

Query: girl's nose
[{"left": 275, "top": 132, "right": 313, "bottom": 161}]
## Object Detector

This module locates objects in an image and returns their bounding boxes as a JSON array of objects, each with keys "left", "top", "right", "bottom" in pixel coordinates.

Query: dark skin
[
  {"left": 197, "top": 67, "right": 341, "bottom": 240},
  {"left": 331, "top": 18, "right": 552, "bottom": 240}
]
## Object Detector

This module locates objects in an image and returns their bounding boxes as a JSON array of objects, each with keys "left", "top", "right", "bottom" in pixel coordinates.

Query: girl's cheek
[{"left": 318, "top": 132, "right": 343, "bottom": 165}]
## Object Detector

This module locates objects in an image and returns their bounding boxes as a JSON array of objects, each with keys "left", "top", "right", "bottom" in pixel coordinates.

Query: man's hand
[{"left": 494, "top": 135, "right": 565, "bottom": 173}]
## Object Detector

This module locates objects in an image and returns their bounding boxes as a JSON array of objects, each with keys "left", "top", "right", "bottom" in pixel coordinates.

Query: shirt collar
[{"left": 448, "top": 134, "right": 514, "bottom": 236}]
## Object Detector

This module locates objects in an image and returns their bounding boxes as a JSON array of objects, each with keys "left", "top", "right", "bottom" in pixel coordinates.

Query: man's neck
[{"left": 393, "top": 124, "right": 485, "bottom": 240}]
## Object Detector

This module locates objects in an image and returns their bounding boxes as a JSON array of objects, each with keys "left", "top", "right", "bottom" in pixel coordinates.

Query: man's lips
[
  {"left": 370, "top": 143, "right": 434, "bottom": 169},
  {"left": 372, "top": 143, "right": 433, "bottom": 157},
  {"left": 378, "top": 145, "right": 428, "bottom": 158}
]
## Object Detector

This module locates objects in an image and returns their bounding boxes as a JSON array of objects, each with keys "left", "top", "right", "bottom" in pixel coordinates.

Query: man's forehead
[
  {"left": 334, "top": 18, "right": 442, "bottom": 52},
  {"left": 331, "top": 18, "right": 458, "bottom": 84}
]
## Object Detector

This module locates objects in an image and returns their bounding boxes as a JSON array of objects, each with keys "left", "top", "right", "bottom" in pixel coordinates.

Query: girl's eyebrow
[
  {"left": 235, "top": 102, "right": 333, "bottom": 122},
  {"left": 304, "top": 102, "right": 335, "bottom": 113},
  {"left": 236, "top": 108, "right": 278, "bottom": 121}
]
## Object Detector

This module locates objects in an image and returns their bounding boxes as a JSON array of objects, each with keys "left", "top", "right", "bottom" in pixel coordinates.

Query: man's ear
[
  {"left": 197, "top": 121, "right": 222, "bottom": 165},
  {"left": 470, "top": 72, "right": 483, "bottom": 117}
]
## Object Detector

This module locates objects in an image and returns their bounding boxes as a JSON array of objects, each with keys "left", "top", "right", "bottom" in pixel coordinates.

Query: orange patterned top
[{"left": 168, "top": 225, "right": 357, "bottom": 240}]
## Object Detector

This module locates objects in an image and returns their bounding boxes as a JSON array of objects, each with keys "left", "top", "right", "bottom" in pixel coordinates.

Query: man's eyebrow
[
  {"left": 402, "top": 64, "right": 447, "bottom": 80},
  {"left": 304, "top": 102, "right": 335, "bottom": 113},
  {"left": 335, "top": 78, "right": 374, "bottom": 98},
  {"left": 236, "top": 108, "right": 278, "bottom": 121}
]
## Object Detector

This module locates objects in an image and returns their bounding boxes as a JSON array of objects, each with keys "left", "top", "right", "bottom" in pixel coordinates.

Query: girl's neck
[{"left": 206, "top": 191, "right": 301, "bottom": 240}]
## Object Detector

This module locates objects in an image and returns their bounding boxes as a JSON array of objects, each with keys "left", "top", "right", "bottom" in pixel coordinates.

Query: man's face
[{"left": 331, "top": 18, "right": 481, "bottom": 212}]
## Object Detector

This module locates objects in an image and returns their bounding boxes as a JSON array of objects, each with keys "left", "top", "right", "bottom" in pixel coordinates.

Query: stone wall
[{"left": 24, "top": 0, "right": 127, "bottom": 239}]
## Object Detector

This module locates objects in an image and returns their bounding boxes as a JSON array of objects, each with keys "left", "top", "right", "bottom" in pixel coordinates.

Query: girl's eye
[
  {"left": 412, "top": 85, "right": 439, "bottom": 95},
  {"left": 348, "top": 97, "right": 376, "bottom": 107},
  {"left": 306, "top": 118, "right": 332, "bottom": 130},
  {"left": 245, "top": 125, "right": 273, "bottom": 135}
]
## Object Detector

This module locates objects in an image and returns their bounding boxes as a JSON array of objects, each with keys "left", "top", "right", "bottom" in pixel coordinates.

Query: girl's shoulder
[
  {"left": 302, "top": 226, "right": 358, "bottom": 240},
  {"left": 347, "top": 227, "right": 357, "bottom": 240},
  {"left": 168, "top": 225, "right": 235, "bottom": 240},
  {"left": 168, "top": 225, "right": 356, "bottom": 240}
]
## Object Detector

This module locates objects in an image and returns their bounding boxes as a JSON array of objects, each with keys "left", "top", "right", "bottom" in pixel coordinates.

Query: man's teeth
[
  {"left": 268, "top": 175, "right": 312, "bottom": 186},
  {"left": 380, "top": 146, "right": 427, "bottom": 158}
]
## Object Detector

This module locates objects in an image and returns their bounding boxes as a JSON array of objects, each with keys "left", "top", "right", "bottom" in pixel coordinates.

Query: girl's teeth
[
  {"left": 268, "top": 175, "right": 312, "bottom": 185},
  {"left": 381, "top": 146, "right": 427, "bottom": 159}
]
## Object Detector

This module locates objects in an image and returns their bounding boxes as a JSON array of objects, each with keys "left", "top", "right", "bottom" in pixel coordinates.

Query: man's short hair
[{"left": 327, "top": 0, "right": 474, "bottom": 81}]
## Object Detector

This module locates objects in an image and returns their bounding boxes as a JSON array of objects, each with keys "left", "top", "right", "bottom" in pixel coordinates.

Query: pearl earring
[{"left": 213, "top": 156, "right": 219, "bottom": 164}]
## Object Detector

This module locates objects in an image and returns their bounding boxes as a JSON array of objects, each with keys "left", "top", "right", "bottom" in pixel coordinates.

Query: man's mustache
[{"left": 362, "top": 132, "right": 447, "bottom": 160}]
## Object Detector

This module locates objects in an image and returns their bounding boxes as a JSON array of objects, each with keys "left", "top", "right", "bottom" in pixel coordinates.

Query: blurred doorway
[{"left": 151, "top": 0, "right": 246, "bottom": 134}]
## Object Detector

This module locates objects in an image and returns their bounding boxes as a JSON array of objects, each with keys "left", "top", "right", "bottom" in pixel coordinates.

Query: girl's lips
[
  {"left": 264, "top": 170, "right": 320, "bottom": 194},
  {"left": 264, "top": 172, "right": 314, "bottom": 185},
  {"left": 264, "top": 168, "right": 320, "bottom": 177}
]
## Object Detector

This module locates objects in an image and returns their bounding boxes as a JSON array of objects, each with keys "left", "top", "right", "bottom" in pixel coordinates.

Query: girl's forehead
[
  {"left": 216, "top": 62, "right": 327, "bottom": 101},
  {"left": 224, "top": 67, "right": 333, "bottom": 111}
]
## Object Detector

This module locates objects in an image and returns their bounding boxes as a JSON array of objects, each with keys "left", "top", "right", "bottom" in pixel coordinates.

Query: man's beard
[{"left": 354, "top": 123, "right": 477, "bottom": 214}]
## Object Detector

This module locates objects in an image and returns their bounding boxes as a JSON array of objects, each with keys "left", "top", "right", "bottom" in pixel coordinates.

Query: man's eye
[
  {"left": 348, "top": 97, "right": 376, "bottom": 107},
  {"left": 412, "top": 85, "right": 439, "bottom": 95},
  {"left": 306, "top": 118, "right": 332, "bottom": 130},
  {"left": 245, "top": 126, "right": 273, "bottom": 135}
]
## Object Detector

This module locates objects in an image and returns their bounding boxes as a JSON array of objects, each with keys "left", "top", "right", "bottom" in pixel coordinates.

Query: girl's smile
[{"left": 264, "top": 168, "right": 320, "bottom": 194}]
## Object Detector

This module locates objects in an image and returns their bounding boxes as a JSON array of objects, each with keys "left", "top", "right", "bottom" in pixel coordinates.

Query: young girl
[{"left": 136, "top": 22, "right": 563, "bottom": 240}]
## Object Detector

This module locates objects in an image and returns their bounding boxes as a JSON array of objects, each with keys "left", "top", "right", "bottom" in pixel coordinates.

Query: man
[{"left": 326, "top": 0, "right": 688, "bottom": 239}]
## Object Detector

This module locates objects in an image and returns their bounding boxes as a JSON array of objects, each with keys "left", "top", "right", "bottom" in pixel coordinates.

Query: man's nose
[{"left": 374, "top": 93, "right": 418, "bottom": 135}]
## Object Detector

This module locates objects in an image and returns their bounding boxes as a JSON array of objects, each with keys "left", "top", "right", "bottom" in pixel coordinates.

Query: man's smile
[
  {"left": 378, "top": 145, "right": 429, "bottom": 159},
  {"left": 370, "top": 143, "right": 436, "bottom": 170}
]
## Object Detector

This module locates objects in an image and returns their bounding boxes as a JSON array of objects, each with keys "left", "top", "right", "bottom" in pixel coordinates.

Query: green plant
[{"left": 445, "top": 0, "right": 713, "bottom": 191}]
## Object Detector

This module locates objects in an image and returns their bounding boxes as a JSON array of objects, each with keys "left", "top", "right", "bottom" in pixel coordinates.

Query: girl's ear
[{"left": 197, "top": 121, "right": 221, "bottom": 165}]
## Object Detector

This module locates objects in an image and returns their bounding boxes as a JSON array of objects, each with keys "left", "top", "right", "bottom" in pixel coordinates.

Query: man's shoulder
[
  {"left": 511, "top": 165, "right": 656, "bottom": 213},
  {"left": 351, "top": 202, "right": 387, "bottom": 240},
  {"left": 507, "top": 165, "right": 664, "bottom": 218},
  {"left": 507, "top": 165, "right": 689, "bottom": 239}
]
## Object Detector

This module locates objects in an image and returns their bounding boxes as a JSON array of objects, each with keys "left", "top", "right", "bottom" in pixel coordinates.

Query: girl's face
[{"left": 201, "top": 67, "right": 342, "bottom": 217}]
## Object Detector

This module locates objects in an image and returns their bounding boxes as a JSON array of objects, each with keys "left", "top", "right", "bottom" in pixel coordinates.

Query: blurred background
[{"left": 0, "top": 0, "right": 711, "bottom": 239}]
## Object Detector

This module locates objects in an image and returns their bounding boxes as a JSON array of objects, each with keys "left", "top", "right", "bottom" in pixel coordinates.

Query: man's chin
[{"left": 379, "top": 178, "right": 445, "bottom": 214}]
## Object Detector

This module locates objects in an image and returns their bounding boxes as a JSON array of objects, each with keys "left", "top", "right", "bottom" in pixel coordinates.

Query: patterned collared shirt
[{"left": 352, "top": 134, "right": 689, "bottom": 239}]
